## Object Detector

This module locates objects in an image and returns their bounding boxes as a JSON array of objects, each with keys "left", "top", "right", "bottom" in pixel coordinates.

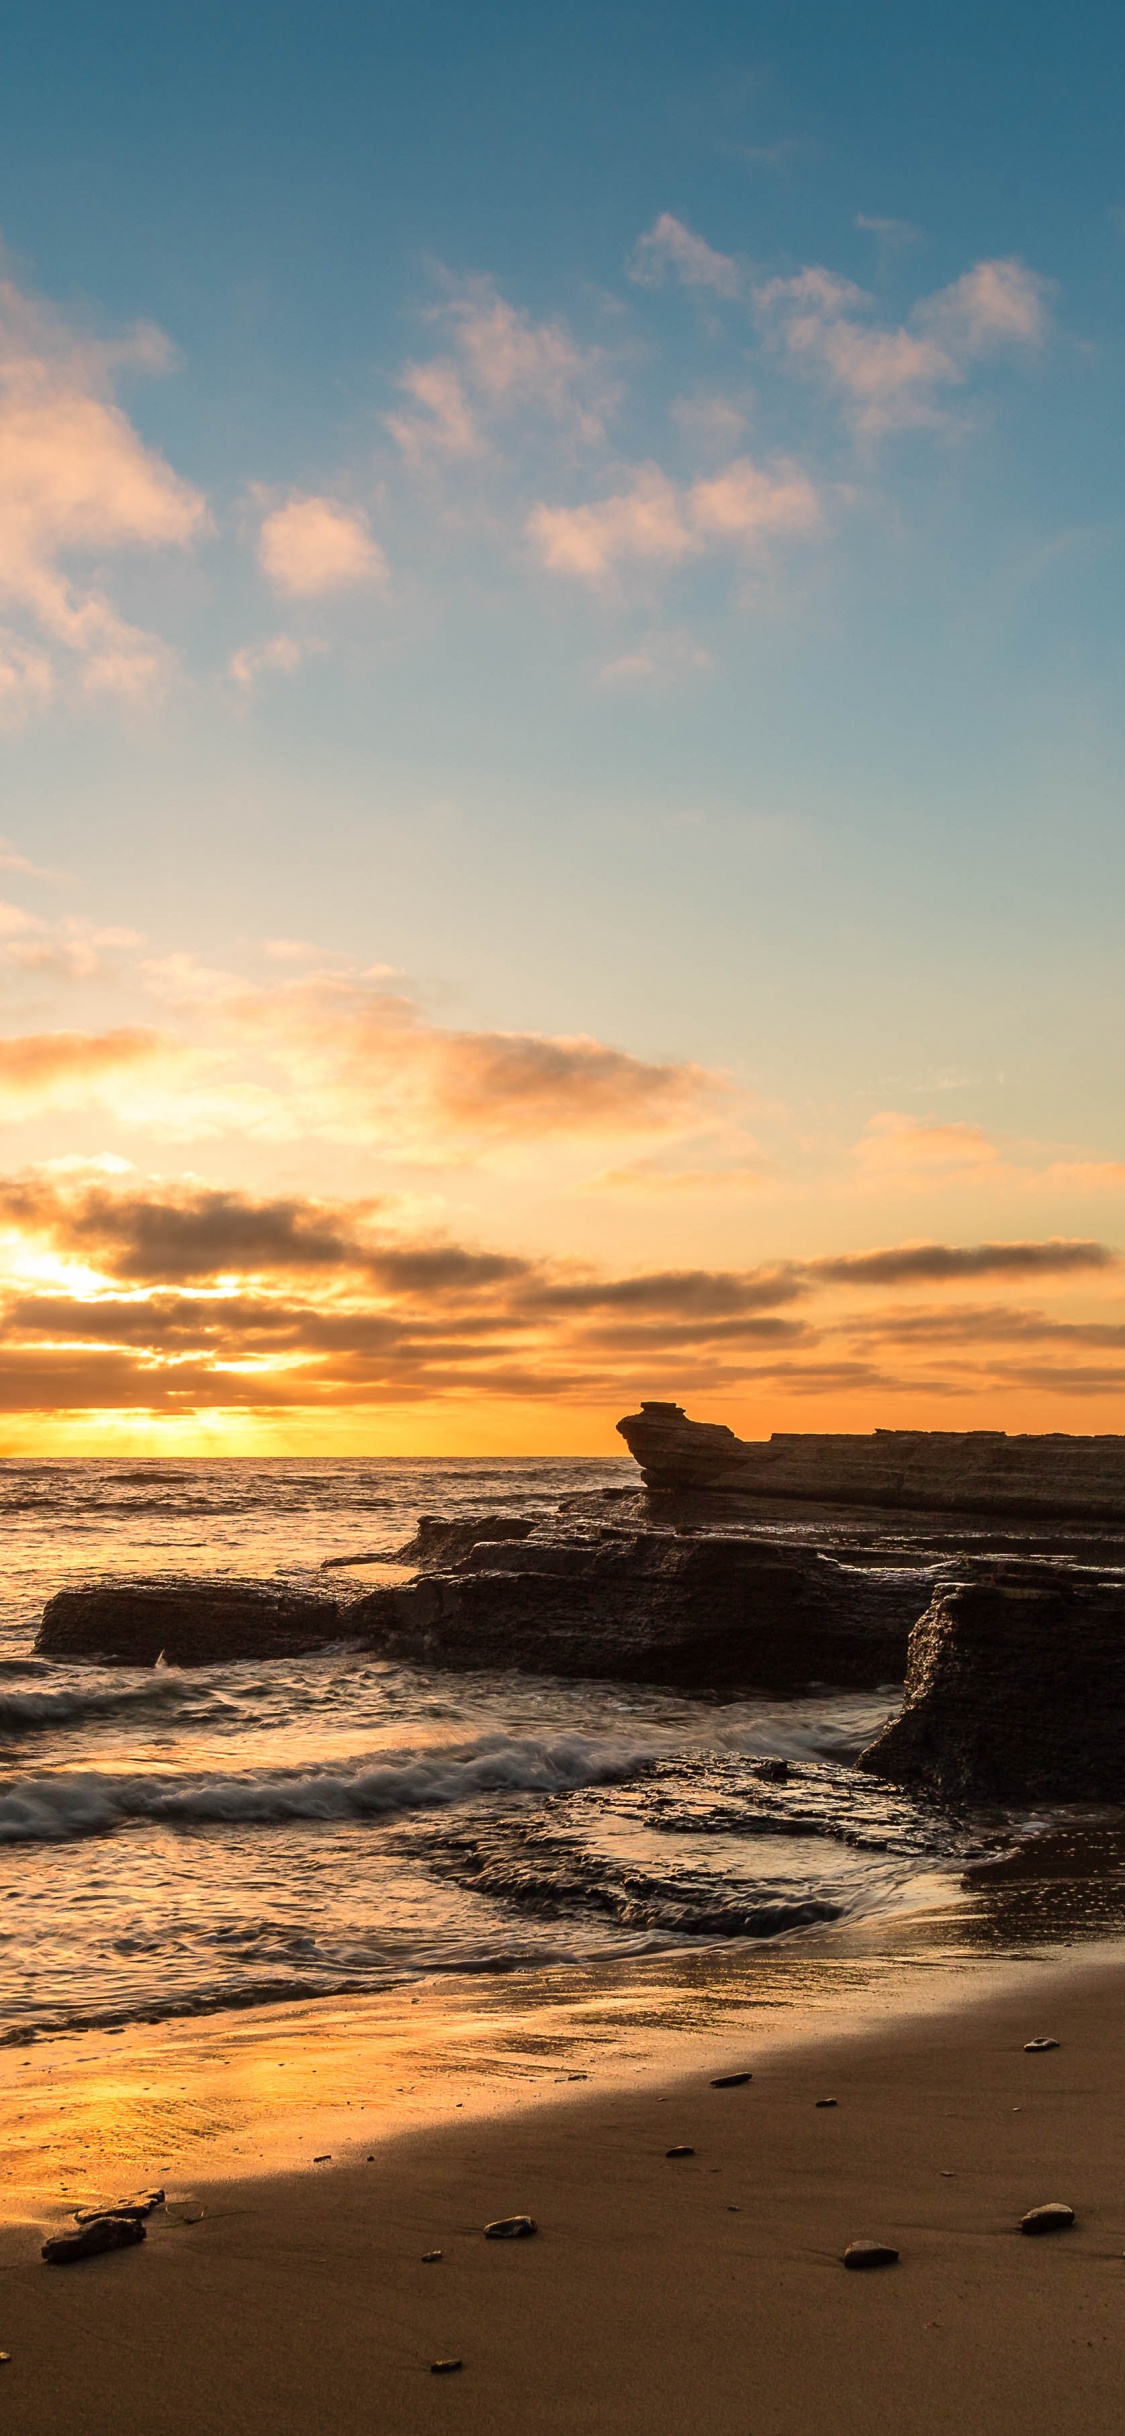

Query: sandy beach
[{"left": 2, "top": 1948, "right": 1124, "bottom": 2434}]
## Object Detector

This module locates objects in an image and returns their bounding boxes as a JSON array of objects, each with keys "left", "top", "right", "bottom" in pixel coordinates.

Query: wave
[
  {"left": 0, "top": 1730, "right": 651, "bottom": 1844},
  {"left": 0, "top": 1676, "right": 205, "bottom": 1737}
]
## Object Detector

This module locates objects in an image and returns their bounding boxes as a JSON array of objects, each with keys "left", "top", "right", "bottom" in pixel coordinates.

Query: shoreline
[
  {"left": 3, "top": 1941, "right": 1125, "bottom": 2430},
  {"left": 2, "top": 1877, "right": 1125, "bottom": 2212}
]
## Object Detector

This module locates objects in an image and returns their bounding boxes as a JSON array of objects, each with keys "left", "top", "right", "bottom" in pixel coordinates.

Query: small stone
[
  {"left": 711, "top": 2072, "right": 752, "bottom": 2088},
  {"left": 313, "top": 2153, "right": 331, "bottom": 2163},
  {"left": 0, "top": 2351, "right": 10, "bottom": 2362},
  {"left": 665, "top": 2145, "right": 695, "bottom": 2159},
  {"left": 843, "top": 2241, "right": 899, "bottom": 2270},
  {"left": 753, "top": 1759, "right": 789, "bottom": 1781},
  {"left": 43, "top": 2215, "right": 146, "bottom": 2265},
  {"left": 431, "top": 2359, "right": 463, "bottom": 2374},
  {"left": 74, "top": 2188, "right": 164, "bottom": 2225},
  {"left": 484, "top": 2215, "right": 537, "bottom": 2239},
  {"left": 1020, "top": 2202, "right": 1074, "bottom": 2235},
  {"left": 815, "top": 2098, "right": 838, "bottom": 2108},
  {"left": 422, "top": 2250, "right": 443, "bottom": 2263},
  {"left": 1024, "top": 2038, "right": 1060, "bottom": 2053}
]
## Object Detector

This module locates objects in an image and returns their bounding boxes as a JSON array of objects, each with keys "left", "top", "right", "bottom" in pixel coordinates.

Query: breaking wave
[{"left": 0, "top": 1730, "right": 652, "bottom": 1844}]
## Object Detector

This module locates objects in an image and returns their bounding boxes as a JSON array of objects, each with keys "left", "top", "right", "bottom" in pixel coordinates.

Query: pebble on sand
[
  {"left": 710, "top": 2072, "right": 752, "bottom": 2088},
  {"left": 1024, "top": 2038, "right": 1061, "bottom": 2053},
  {"left": 74, "top": 2188, "right": 164, "bottom": 2225},
  {"left": 665, "top": 2146, "right": 695, "bottom": 2158},
  {"left": 431, "top": 2359, "right": 463, "bottom": 2375},
  {"left": 484, "top": 2215, "right": 537, "bottom": 2239},
  {"left": 843, "top": 2241, "right": 899, "bottom": 2270},
  {"left": 815, "top": 2098, "right": 838, "bottom": 2108},
  {"left": 422, "top": 2251, "right": 443, "bottom": 2263},
  {"left": 42, "top": 2215, "right": 147, "bottom": 2265},
  {"left": 1020, "top": 2203, "right": 1075, "bottom": 2234}
]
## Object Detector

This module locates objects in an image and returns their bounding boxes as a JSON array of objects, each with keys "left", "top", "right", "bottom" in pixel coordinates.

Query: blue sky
[{"left": 0, "top": 0, "right": 1122, "bottom": 1447}]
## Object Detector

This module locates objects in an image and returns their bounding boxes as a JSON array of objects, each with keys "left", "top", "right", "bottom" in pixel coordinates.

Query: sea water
[{"left": 0, "top": 1457, "right": 1035, "bottom": 2040}]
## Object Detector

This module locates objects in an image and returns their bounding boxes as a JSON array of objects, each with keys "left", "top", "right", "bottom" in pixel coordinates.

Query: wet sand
[{"left": 2, "top": 1945, "right": 1125, "bottom": 2433}]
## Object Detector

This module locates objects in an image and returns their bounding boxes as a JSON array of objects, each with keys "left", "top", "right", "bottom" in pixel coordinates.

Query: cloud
[
  {"left": 0, "top": 1174, "right": 1119, "bottom": 1418},
  {"left": 527, "top": 454, "right": 820, "bottom": 584},
  {"left": 844, "top": 1300, "right": 1125, "bottom": 1350},
  {"left": 812, "top": 1239, "right": 1115, "bottom": 1287},
  {"left": 257, "top": 497, "right": 387, "bottom": 597},
  {"left": 855, "top": 214, "right": 919, "bottom": 242},
  {"left": 387, "top": 278, "right": 615, "bottom": 465},
  {"left": 0, "top": 1177, "right": 389, "bottom": 1282},
  {"left": 628, "top": 215, "right": 742, "bottom": 298},
  {"left": 0, "top": 839, "right": 63, "bottom": 880},
  {"left": 0, "top": 272, "right": 207, "bottom": 700},
  {"left": 530, "top": 1265, "right": 803, "bottom": 1316},
  {"left": 228, "top": 633, "right": 327, "bottom": 688},
  {"left": 755, "top": 255, "right": 1051, "bottom": 435},
  {"left": 0, "top": 1027, "right": 170, "bottom": 1115},
  {"left": 597, "top": 632, "right": 713, "bottom": 687},
  {"left": 149, "top": 963, "right": 720, "bottom": 1153},
  {"left": 0, "top": 933, "right": 718, "bottom": 1158},
  {"left": 852, "top": 1109, "right": 1003, "bottom": 1180}
]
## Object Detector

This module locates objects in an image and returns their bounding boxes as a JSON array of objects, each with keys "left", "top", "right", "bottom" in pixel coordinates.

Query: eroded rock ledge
[
  {"left": 346, "top": 1527, "right": 931, "bottom": 1689},
  {"left": 618, "top": 1403, "right": 1125, "bottom": 1522},
  {"left": 36, "top": 1527, "right": 935, "bottom": 1687},
  {"left": 859, "top": 1563, "right": 1125, "bottom": 1800}
]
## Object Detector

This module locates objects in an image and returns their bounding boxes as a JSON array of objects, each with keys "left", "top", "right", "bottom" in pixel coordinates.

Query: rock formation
[
  {"left": 37, "top": 1576, "right": 345, "bottom": 1667},
  {"left": 347, "top": 1527, "right": 931, "bottom": 1689},
  {"left": 859, "top": 1562, "right": 1125, "bottom": 1799},
  {"left": 618, "top": 1403, "right": 1125, "bottom": 1523}
]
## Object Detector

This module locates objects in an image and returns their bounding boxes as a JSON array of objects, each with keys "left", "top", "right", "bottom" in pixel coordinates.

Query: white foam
[{"left": 0, "top": 1730, "right": 651, "bottom": 1843}]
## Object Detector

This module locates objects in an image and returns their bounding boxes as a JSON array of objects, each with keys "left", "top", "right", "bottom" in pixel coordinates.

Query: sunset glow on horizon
[{"left": 0, "top": 0, "right": 1122, "bottom": 1454}]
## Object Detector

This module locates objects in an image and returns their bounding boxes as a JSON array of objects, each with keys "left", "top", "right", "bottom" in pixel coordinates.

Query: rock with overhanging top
[
  {"left": 859, "top": 1562, "right": 1125, "bottom": 1799},
  {"left": 617, "top": 1402, "right": 1125, "bottom": 1523}
]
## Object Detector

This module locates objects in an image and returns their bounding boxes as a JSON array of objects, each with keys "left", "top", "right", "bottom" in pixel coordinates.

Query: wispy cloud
[
  {"left": 0, "top": 271, "right": 207, "bottom": 706},
  {"left": 387, "top": 277, "right": 616, "bottom": 466},
  {"left": 0, "top": 1028, "right": 171, "bottom": 1116},
  {"left": 754, "top": 255, "right": 1052, "bottom": 435},
  {"left": 228, "top": 633, "right": 327, "bottom": 688},
  {"left": 628, "top": 215, "right": 742, "bottom": 298},
  {"left": 528, "top": 455, "right": 821, "bottom": 585}
]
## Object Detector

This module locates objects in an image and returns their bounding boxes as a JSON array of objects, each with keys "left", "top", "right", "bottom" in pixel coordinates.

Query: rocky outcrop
[
  {"left": 37, "top": 1576, "right": 346, "bottom": 1667},
  {"left": 321, "top": 1515, "right": 537, "bottom": 1570},
  {"left": 859, "top": 1564, "right": 1125, "bottom": 1799},
  {"left": 390, "top": 1514, "right": 537, "bottom": 1568},
  {"left": 616, "top": 1403, "right": 1125, "bottom": 1522},
  {"left": 348, "top": 1528, "right": 933, "bottom": 1689}
]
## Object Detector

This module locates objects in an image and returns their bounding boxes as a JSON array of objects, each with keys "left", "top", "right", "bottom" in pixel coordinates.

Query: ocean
[{"left": 0, "top": 1456, "right": 1080, "bottom": 2044}]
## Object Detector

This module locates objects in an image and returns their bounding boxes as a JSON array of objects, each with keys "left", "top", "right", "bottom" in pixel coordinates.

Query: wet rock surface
[
  {"left": 36, "top": 1575, "right": 346, "bottom": 1667},
  {"left": 859, "top": 1563, "right": 1125, "bottom": 1800},
  {"left": 347, "top": 1526, "right": 932, "bottom": 1690},
  {"left": 392, "top": 1514, "right": 538, "bottom": 1568}
]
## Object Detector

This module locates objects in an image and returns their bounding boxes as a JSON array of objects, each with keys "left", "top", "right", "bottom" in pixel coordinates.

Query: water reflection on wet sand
[{"left": 3, "top": 1811, "right": 1125, "bottom": 2218}]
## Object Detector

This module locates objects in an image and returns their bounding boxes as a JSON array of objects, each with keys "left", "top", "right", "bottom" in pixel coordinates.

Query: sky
[{"left": 0, "top": 0, "right": 1123, "bottom": 1453}]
